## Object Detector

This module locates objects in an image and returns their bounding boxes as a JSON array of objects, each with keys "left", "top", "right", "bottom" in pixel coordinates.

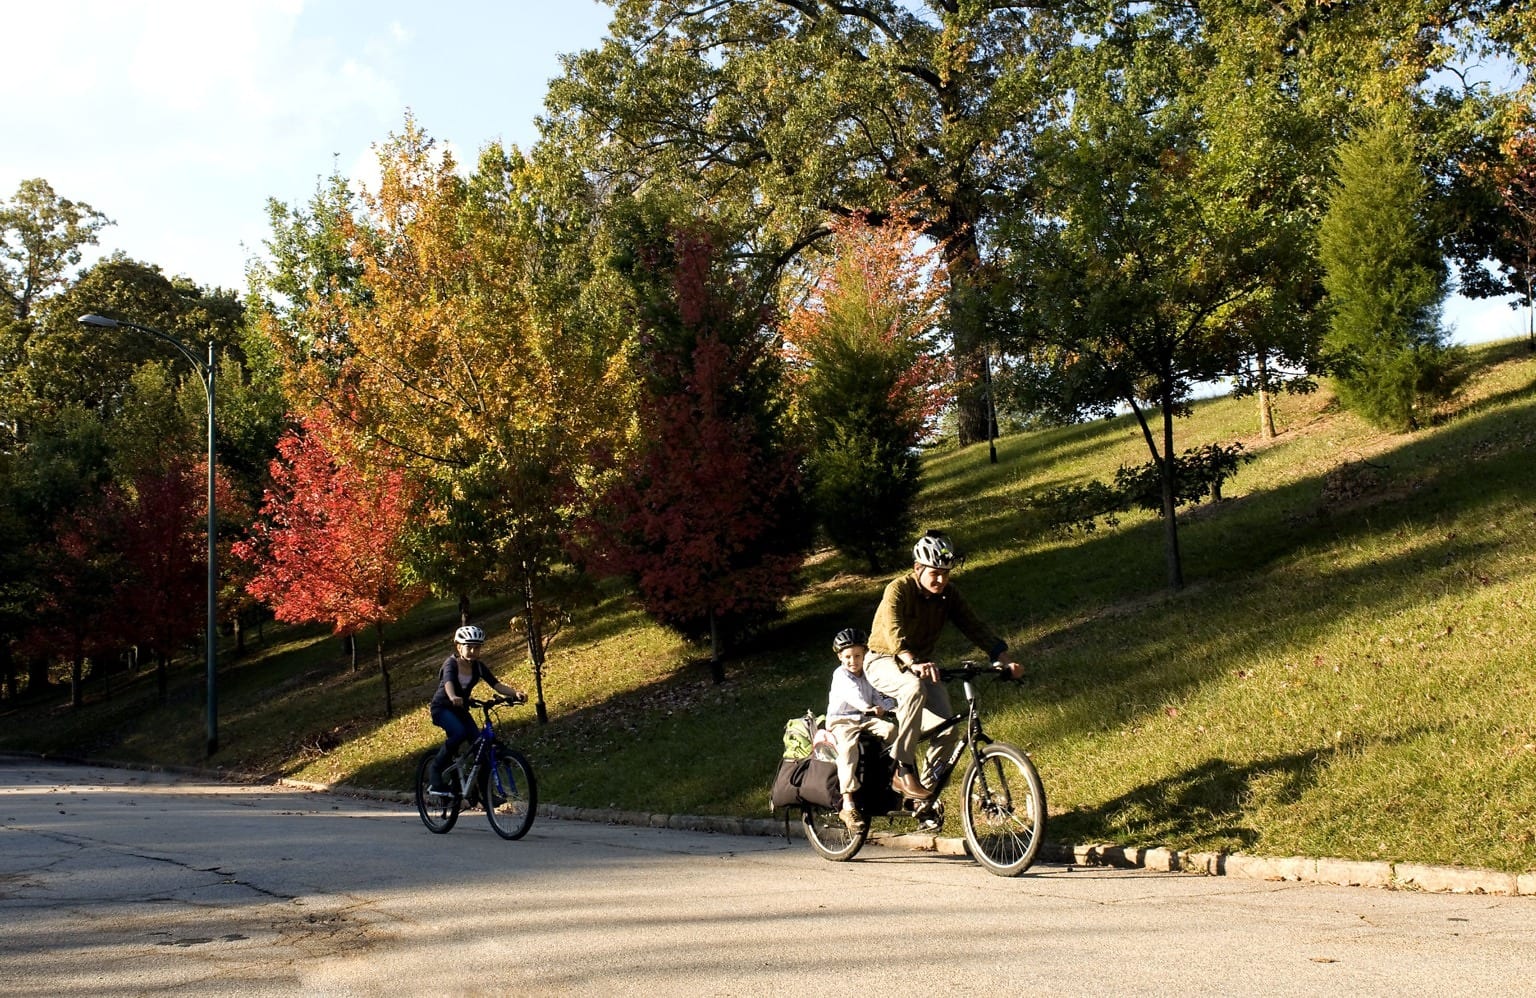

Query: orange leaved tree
[{"left": 234, "top": 411, "right": 425, "bottom": 718}]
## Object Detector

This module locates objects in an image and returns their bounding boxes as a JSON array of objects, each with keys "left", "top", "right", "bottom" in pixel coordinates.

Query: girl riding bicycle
[{"left": 427, "top": 625, "right": 526, "bottom": 793}]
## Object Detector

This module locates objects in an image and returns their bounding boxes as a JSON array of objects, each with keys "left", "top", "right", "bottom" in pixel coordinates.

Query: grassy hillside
[{"left": 6, "top": 338, "right": 1536, "bottom": 872}]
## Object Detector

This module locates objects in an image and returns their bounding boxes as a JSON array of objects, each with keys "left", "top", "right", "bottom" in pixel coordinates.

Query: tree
[
  {"left": 1319, "top": 110, "right": 1457, "bottom": 431},
  {"left": 18, "top": 255, "right": 245, "bottom": 427},
  {"left": 234, "top": 413, "right": 426, "bottom": 718},
  {"left": 997, "top": 12, "right": 1293, "bottom": 590},
  {"left": 100, "top": 462, "right": 210, "bottom": 701},
  {"left": 583, "top": 214, "right": 809, "bottom": 679},
  {"left": 543, "top": 1, "right": 1071, "bottom": 446},
  {"left": 258, "top": 118, "right": 632, "bottom": 722},
  {"left": 1491, "top": 125, "right": 1536, "bottom": 346},
  {"left": 0, "top": 178, "right": 112, "bottom": 321},
  {"left": 781, "top": 213, "right": 947, "bottom": 570}
]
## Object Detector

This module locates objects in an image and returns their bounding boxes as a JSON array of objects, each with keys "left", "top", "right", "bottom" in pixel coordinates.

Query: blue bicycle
[{"left": 414, "top": 695, "right": 538, "bottom": 839}]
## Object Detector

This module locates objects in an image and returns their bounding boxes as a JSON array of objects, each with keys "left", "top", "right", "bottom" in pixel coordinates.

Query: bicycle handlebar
[
  {"left": 466, "top": 694, "right": 527, "bottom": 710},
  {"left": 936, "top": 661, "right": 1019, "bottom": 682}
]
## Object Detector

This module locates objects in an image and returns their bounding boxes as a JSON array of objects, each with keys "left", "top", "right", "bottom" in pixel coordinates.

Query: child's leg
[
  {"left": 429, "top": 709, "right": 475, "bottom": 786},
  {"left": 827, "top": 717, "right": 861, "bottom": 807}
]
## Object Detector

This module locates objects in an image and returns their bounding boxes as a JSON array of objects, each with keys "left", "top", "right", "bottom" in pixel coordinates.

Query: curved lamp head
[{"left": 78, "top": 313, "right": 120, "bottom": 329}]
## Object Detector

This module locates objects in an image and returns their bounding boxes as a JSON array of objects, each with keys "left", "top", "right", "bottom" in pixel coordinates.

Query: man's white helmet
[{"left": 913, "top": 531, "right": 959, "bottom": 569}]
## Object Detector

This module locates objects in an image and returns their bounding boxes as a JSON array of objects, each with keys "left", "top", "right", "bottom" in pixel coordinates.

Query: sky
[
  {"left": 3, "top": 0, "right": 614, "bottom": 291},
  {"left": 3, "top": 0, "right": 1528, "bottom": 345}
]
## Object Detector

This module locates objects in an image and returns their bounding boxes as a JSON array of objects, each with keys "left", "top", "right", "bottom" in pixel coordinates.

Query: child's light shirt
[{"left": 827, "top": 665, "right": 897, "bottom": 721}]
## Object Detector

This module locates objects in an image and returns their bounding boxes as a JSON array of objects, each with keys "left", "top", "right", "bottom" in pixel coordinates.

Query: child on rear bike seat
[
  {"left": 826, "top": 627, "right": 897, "bottom": 833},
  {"left": 427, "top": 625, "right": 526, "bottom": 793}
]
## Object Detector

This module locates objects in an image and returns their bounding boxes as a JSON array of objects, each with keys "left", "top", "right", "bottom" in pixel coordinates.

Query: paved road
[{"left": 2, "top": 759, "right": 1532, "bottom": 996}]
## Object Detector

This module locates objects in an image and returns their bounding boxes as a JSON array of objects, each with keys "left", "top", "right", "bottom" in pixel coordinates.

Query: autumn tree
[
  {"left": 782, "top": 214, "right": 947, "bottom": 571},
  {"left": 234, "top": 413, "right": 425, "bottom": 718},
  {"left": 583, "top": 212, "right": 809, "bottom": 680},
  {"left": 101, "top": 460, "right": 236, "bottom": 702},
  {"left": 258, "top": 118, "right": 631, "bottom": 722},
  {"left": 1319, "top": 109, "right": 1457, "bottom": 431}
]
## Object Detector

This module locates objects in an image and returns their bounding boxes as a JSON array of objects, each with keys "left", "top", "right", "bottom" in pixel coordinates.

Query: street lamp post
[{"left": 79, "top": 313, "right": 219, "bottom": 756}]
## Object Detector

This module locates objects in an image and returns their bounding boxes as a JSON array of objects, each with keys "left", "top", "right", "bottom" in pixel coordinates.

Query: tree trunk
[
  {"left": 459, "top": 593, "right": 471, "bottom": 625},
  {"left": 1256, "top": 351, "right": 1277, "bottom": 440},
  {"left": 1128, "top": 392, "right": 1185, "bottom": 591},
  {"left": 942, "top": 221, "right": 991, "bottom": 447},
  {"left": 1159, "top": 396, "right": 1185, "bottom": 590},
  {"left": 70, "top": 655, "right": 83, "bottom": 708},
  {"left": 708, "top": 610, "right": 725, "bottom": 684},
  {"left": 522, "top": 574, "right": 550, "bottom": 724},
  {"left": 156, "top": 651, "right": 168, "bottom": 703},
  {"left": 25, "top": 657, "right": 49, "bottom": 695},
  {"left": 375, "top": 624, "right": 392, "bottom": 719}
]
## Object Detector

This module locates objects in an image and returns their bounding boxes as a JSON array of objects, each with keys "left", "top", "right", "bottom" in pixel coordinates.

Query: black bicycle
[
  {"left": 414, "top": 695, "right": 538, "bottom": 839},
  {"left": 802, "top": 661, "right": 1047, "bottom": 877}
]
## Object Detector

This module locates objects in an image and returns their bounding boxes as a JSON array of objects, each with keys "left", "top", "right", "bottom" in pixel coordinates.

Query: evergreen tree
[
  {"left": 1319, "top": 111, "right": 1457, "bottom": 431},
  {"left": 782, "top": 215, "right": 947, "bottom": 572}
]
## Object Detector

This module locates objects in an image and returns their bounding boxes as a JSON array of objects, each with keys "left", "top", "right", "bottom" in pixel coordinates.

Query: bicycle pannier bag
[{"left": 770, "top": 756, "right": 841, "bottom": 810}]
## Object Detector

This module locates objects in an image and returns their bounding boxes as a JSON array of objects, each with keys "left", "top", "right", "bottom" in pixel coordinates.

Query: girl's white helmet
[{"left": 454, "top": 625, "right": 486, "bottom": 645}]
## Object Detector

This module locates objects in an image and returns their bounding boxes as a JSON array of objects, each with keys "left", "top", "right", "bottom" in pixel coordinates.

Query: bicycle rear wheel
[
  {"left": 802, "top": 805, "right": 867, "bottom": 861},
  {"left": 484, "top": 744, "right": 537, "bottom": 840},
  {"left": 960, "top": 742, "right": 1046, "bottom": 877},
  {"left": 415, "top": 749, "right": 461, "bottom": 833}
]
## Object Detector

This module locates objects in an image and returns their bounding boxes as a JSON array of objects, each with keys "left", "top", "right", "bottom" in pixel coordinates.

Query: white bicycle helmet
[
  {"left": 913, "top": 531, "right": 959, "bottom": 569},
  {"left": 454, "top": 624, "right": 486, "bottom": 645}
]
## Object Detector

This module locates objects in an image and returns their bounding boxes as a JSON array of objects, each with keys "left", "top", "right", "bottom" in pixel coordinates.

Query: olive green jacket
[{"left": 868, "top": 573, "right": 1006, "bottom": 664}]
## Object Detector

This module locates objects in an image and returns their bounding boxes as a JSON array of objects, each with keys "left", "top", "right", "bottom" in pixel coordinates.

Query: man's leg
[
  {"left": 863, "top": 654, "right": 923, "bottom": 768},
  {"left": 918, "top": 681, "right": 962, "bottom": 783},
  {"left": 864, "top": 654, "right": 933, "bottom": 798}
]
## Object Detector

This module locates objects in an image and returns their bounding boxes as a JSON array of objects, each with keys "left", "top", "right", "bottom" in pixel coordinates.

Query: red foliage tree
[
  {"left": 234, "top": 412, "right": 425, "bottom": 717},
  {"left": 108, "top": 460, "right": 243, "bottom": 702},
  {"left": 24, "top": 505, "right": 119, "bottom": 707},
  {"left": 583, "top": 219, "right": 809, "bottom": 679}
]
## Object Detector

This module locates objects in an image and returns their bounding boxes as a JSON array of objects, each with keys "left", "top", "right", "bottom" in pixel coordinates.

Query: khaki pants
[
  {"left": 827, "top": 714, "right": 896, "bottom": 794},
  {"left": 863, "top": 653, "right": 963, "bottom": 781}
]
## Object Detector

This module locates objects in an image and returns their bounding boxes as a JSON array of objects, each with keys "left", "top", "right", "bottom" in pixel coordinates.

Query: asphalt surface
[{"left": 3, "top": 758, "right": 1533, "bottom": 996}]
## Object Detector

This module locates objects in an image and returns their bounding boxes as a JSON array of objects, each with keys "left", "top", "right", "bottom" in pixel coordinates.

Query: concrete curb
[{"left": 13, "top": 755, "right": 1529, "bottom": 897}]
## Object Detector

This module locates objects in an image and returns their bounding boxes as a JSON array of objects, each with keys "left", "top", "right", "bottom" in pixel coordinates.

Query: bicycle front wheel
[
  {"left": 415, "top": 749, "right": 461, "bottom": 834},
  {"left": 960, "top": 742, "right": 1046, "bottom": 877},
  {"left": 802, "top": 805, "right": 867, "bottom": 862},
  {"left": 484, "top": 744, "right": 537, "bottom": 840}
]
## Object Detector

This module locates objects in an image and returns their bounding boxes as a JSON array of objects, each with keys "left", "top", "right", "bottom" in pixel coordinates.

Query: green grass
[{"left": 7, "top": 337, "right": 1536, "bottom": 871}]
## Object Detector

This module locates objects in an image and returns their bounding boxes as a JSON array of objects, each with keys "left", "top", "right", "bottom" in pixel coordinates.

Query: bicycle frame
[
  {"left": 447, "top": 704, "right": 502, "bottom": 796},
  {"left": 918, "top": 667, "right": 995, "bottom": 794}
]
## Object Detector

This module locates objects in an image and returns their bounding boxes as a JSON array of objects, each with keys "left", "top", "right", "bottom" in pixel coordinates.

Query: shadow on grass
[
  {"left": 8, "top": 349, "right": 1535, "bottom": 831},
  {"left": 1048, "top": 746, "right": 1333, "bottom": 853}
]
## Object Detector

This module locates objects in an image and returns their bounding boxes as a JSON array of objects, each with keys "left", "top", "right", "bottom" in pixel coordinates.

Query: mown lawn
[{"left": 6, "top": 338, "right": 1535, "bottom": 871}]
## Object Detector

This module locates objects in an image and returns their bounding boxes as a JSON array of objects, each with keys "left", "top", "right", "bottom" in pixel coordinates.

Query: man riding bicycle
[{"left": 864, "top": 531, "right": 1023, "bottom": 800}]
